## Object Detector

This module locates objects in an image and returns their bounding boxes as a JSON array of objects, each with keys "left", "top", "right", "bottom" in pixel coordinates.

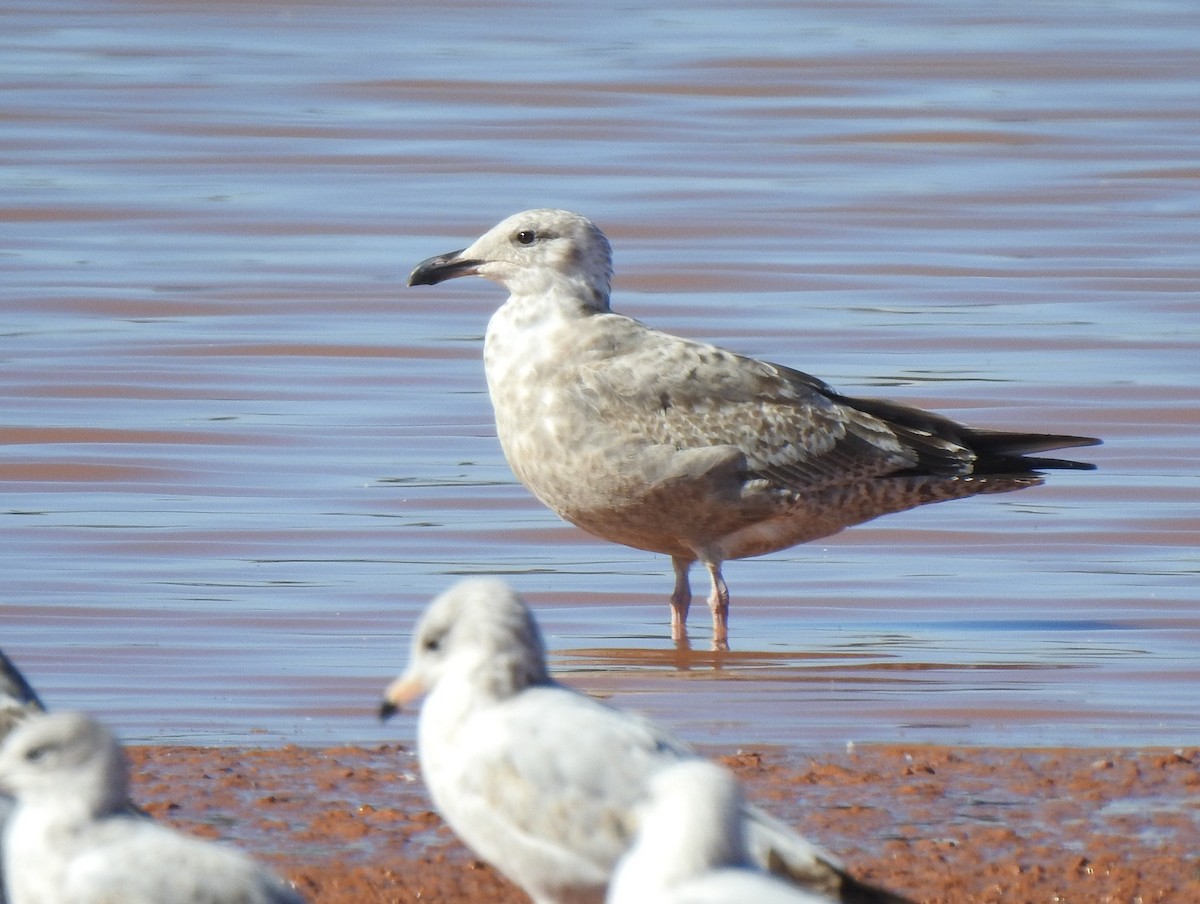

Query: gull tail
[
  {"left": 840, "top": 393, "right": 1100, "bottom": 477},
  {"left": 962, "top": 429, "right": 1101, "bottom": 474}
]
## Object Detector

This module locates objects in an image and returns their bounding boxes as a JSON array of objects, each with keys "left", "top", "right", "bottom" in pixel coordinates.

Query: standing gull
[
  {"left": 0, "top": 711, "right": 306, "bottom": 904},
  {"left": 378, "top": 578, "right": 911, "bottom": 904},
  {"left": 608, "top": 760, "right": 837, "bottom": 904},
  {"left": 408, "top": 209, "right": 1100, "bottom": 650}
]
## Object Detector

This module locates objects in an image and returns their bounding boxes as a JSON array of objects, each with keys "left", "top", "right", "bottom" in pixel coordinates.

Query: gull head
[
  {"left": 407, "top": 208, "right": 614, "bottom": 310},
  {"left": 379, "top": 578, "right": 552, "bottom": 720},
  {"left": 0, "top": 711, "right": 129, "bottom": 817}
]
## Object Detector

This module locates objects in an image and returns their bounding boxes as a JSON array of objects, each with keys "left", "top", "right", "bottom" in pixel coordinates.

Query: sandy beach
[{"left": 127, "top": 742, "right": 1200, "bottom": 903}]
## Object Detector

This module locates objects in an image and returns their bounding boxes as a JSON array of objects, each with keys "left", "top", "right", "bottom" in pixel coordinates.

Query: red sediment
[{"left": 125, "top": 742, "right": 1200, "bottom": 904}]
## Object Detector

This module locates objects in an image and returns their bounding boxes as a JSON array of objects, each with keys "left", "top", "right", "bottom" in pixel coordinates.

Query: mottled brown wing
[{"left": 571, "top": 315, "right": 962, "bottom": 492}]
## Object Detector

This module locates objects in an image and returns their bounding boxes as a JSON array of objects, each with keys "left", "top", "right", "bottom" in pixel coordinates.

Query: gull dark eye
[
  {"left": 24, "top": 744, "right": 53, "bottom": 762},
  {"left": 515, "top": 229, "right": 537, "bottom": 246}
]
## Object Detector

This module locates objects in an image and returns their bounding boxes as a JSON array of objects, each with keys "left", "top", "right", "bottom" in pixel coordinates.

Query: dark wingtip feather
[
  {"left": 969, "top": 431, "right": 1102, "bottom": 456},
  {"left": 966, "top": 431, "right": 1101, "bottom": 474},
  {"left": 836, "top": 392, "right": 1101, "bottom": 476},
  {"left": 1016, "top": 455, "right": 1098, "bottom": 472},
  {"left": 838, "top": 873, "right": 917, "bottom": 904}
]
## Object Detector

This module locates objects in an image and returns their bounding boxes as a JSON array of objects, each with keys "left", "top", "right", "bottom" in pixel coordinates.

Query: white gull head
[
  {"left": 377, "top": 577, "right": 551, "bottom": 718},
  {"left": 408, "top": 208, "right": 613, "bottom": 312},
  {"left": 0, "top": 711, "right": 127, "bottom": 820}
]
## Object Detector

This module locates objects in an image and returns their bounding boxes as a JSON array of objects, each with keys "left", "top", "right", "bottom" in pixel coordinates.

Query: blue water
[{"left": 2, "top": 0, "right": 1198, "bottom": 749}]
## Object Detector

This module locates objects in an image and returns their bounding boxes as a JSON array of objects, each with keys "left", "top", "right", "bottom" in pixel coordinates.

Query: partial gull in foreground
[
  {"left": 408, "top": 208, "right": 1101, "bottom": 650},
  {"left": 0, "top": 649, "right": 44, "bottom": 738},
  {"left": 608, "top": 760, "right": 837, "bottom": 904},
  {"left": 0, "top": 650, "right": 47, "bottom": 904},
  {"left": 379, "top": 578, "right": 911, "bottom": 904},
  {"left": 0, "top": 711, "right": 305, "bottom": 904}
]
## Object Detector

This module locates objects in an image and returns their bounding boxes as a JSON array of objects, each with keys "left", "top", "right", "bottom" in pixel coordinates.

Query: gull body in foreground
[
  {"left": 0, "top": 711, "right": 305, "bottom": 904},
  {"left": 608, "top": 760, "right": 837, "bottom": 904},
  {"left": 408, "top": 208, "right": 1100, "bottom": 650},
  {"left": 379, "top": 578, "right": 910, "bottom": 904}
]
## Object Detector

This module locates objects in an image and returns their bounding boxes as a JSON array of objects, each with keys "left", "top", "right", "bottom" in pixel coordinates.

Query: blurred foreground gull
[
  {"left": 408, "top": 209, "right": 1100, "bottom": 650},
  {"left": 0, "top": 711, "right": 305, "bottom": 904},
  {"left": 608, "top": 760, "right": 838, "bottom": 904},
  {"left": 0, "top": 649, "right": 46, "bottom": 904},
  {"left": 379, "top": 578, "right": 910, "bottom": 904}
]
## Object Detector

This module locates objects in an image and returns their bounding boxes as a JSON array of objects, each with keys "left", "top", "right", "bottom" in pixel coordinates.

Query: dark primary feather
[
  {"left": 834, "top": 391, "right": 1100, "bottom": 476},
  {"left": 578, "top": 324, "right": 1098, "bottom": 495}
]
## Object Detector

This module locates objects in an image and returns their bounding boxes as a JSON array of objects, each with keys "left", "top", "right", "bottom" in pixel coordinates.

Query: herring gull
[
  {"left": 378, "top": 577, "right": 910, "bottom": 904},
  {"left": 407, "top": 208, "right": 1101, "bottom": 650},
  {"left": 0, "top": 711, "right": 306, "bottom": 904},
  {"left": 608, "top": 760, "right": 838, "bottom": 904}
]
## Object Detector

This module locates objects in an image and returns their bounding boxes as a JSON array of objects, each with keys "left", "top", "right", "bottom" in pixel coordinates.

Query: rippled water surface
[{"left": 3, "top": 0, "right": 1198, "bottom": 749}]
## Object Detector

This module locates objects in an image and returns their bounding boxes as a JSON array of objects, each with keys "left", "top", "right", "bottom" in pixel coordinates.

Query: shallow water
[{"left": 2, "top": 0, "right": 1197, "bottom": 749}]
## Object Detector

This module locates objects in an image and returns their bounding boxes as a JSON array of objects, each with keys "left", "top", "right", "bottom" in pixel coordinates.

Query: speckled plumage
[{"left": 409, "top": 209, "right": 1100, "bottom": 650}]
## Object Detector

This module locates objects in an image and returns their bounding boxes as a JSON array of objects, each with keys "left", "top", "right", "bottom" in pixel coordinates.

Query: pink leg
[
  {"left": 703, "top": 560, "right": 730, "bottom": 652},
  {"left": 669, "top": 556, "right": 693, "bottom": 647}
]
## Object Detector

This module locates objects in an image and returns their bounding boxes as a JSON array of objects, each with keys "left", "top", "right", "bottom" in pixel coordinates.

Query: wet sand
[{"left": 128, "top": 742, "right": 1200, "bottom": 903}]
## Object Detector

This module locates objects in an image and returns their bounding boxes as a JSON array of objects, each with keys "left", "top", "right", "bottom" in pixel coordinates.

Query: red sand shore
[{"left": 126, "top": 742, "right": 1200, "bottom": 903}]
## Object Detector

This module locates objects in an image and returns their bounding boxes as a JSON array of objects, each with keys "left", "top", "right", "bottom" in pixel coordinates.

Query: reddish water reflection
[{"left": 1, "top": 0, "right": 1197, "bottom": 749}]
